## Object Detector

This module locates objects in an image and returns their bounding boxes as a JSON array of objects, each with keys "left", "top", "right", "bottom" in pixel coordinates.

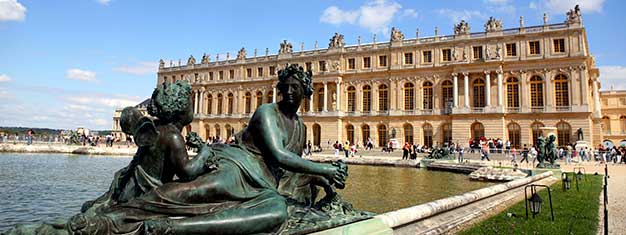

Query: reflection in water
[
  {"left": 337, "top": 165, "right": 495, "bottom": 214},
  {"left": 0, "top": 154, "right": 495, "bottom": 231}
]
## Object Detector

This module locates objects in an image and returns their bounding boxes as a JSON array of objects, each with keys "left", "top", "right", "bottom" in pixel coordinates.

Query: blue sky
[{"left": 0, "top": 0, "right": 624, "bottom": 130}]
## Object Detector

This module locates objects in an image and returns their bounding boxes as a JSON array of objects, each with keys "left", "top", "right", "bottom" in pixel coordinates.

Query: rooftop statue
[
  {"left": 200, "top": 53, "right": 210, "bottom": 64},
  {"left": 454, "top": 20, "right": 470, "bottom": 35},
  {"left": 158, "top": 59, "right": 164, "bottom": 68},
  {"left": 566, "top": 4, "right": 582, "bottom": 24},
  {"left": 3, "top": 64, "right": 370, "bottom": 235},
  {"left": 577, "top": 128, "right": 584, "bottom": 141},
  {"left": 237, "top": 47, "right": 247, "bottom": 60},
  {"left": 390, "top": 27, "right": 404, "bottom": 42},
  {"left": 484, "top": 17, "right": 503, "bottom": 32},
  {"left": 279, "top": 40, "right": 293, "bottom": 54},
  {"left": 187, "top": 55, "right": 196, "bottom": 65},
  {"left": 328, "top": 32, "right": 345, "bottom": 49}
]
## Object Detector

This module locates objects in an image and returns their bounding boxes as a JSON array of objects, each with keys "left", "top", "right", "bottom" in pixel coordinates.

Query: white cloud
[
  {"left": 66, "top": 95, "right": 141, "bottom": 109},
  {"left": 483, "top": 0, "right": 516, "bottom": 15},
  {"left": 599, "top": 66, "right": 626, "bottom": 90},
  {"left": 91, "top": 118, "right": 108, "bottom": 126},
  {"left": 529, "top": 2, "right": 538, "bottom": 9},
  {"left": 96, "top": 0, "right": 111, "bottom": 6},
  {"left": 320, "top": 0, "right": 403, "bottom": 35},
  {"left": 401, "top": 9, "right": 418, "bottom": 18},
  {"left": 113, "top": 61, "right": 158, "bottom": 76},
  {"left": 320, "top": 6, "right": 358, "bottom": 25},
  {"left": 0, "top": 0, "right": 26, "bottom": 22},
  {"left": 437, "top": 9, "right": 486, "bottom": 24},
  {"left": 541, "top": 0, "right": 605, "bottom": 14},
  {"left": 66, "top": 68, "right": 97, "bottom": 82},
  {"left": 0, "top": 74, "right": 11, "bottom": 82}
]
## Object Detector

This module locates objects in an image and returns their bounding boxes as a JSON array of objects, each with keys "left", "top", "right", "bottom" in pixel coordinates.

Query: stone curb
[
  {"left": 0, "top": 144, "right": 136, "bottom": 156},
  {"left": 375, "top": 171, "right": 554, "bottom": 229}
]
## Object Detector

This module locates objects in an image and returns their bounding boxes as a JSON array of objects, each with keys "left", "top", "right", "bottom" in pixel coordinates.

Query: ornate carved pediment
[
  {"left": 328, "top": 33, "right": 345, "bottom": 49},
  {"left": 390, "top": 27, "right": 404, "bottom": 42},
  {"left": 484, "top": 17, "right": 503, "bottom": 32},
  {"left": 454, "top": 20, "right": 470, "bottom": 35}
]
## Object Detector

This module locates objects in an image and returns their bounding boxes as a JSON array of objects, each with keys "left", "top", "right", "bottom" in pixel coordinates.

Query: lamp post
[
  {"left": 525, "top": 184, "right": 554, "bottom": 221},
  {"left": 561, "top": 172, "right": 571, "bottom": 191},
  {"left": 573, "top": 167, "right": 586, "bottom": 191}
]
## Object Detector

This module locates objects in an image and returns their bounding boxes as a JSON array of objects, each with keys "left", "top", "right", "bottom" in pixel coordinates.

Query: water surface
[{"left": 0, "top": 153, "right": 494, "bottom": 231}]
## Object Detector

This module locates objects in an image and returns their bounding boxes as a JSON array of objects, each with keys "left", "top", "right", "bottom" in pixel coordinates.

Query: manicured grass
[{"left": 460, "top": 174, "right": 603, "bottom": 235}]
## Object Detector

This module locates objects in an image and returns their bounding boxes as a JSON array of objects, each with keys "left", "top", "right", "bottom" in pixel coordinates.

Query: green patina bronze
[
  {"left": 535, "top": 135, "right": 560, "bottom": 169},
  {"left": 426, "top": 146, "right": 453, "bottom": 160},
  {"left": 3, "top": 64, "right": 371, "bottom": 235}
]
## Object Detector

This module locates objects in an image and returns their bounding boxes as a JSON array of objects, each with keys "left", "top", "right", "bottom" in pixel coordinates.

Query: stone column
[
  {"left": 194, "top": 91, "right": 199, "bottom": 114},
  {"left": 336, "top": 79, "right": 342, "bottom": 112},
  {"left": 544, "top": 70, "right": 553, "bottom": 111},
  {"left": 309, "top": 91, "right": 314, "bottom": 113},
  {"left": 463, "top": 73, "right": 469, "bottom": 108},
  {"left": 497, "top": 70, "right": 503, "bottom": 107},
  {"left": 452, "top": 73, "right": 458, "bottom": 108},
  {"left": 272, "top": 86, "right": 277, "bottom": 103},
  {"left": 323, "top": 82, "right": 328, "bottom": 112},
  {"left": 593, "top": 80, "right": 601, "bottom": 114},
  {"left": 580, "top": 66, "right": 589, "bottom": 105},
  {"left": 199, "top": 90, "right": 204, "bottom": 114},
  {"left": 485, "top": 71, "right": 491, "bottom": 107}
]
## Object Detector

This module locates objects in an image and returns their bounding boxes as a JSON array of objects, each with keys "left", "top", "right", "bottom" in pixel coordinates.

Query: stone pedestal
[
  {"left": 539, "top": 127, "right": 557, "bottom": 138},
  {"left": 575, "top": 140, "right": 589, "bottom": 152},
  {"left": 389, "top": 138, "right": 400, "bottom": 149}
]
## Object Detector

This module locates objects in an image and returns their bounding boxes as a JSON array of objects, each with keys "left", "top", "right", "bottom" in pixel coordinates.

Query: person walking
[
  {"left": 305, "top": 140, "right": 313, "bottom": 157},
  {"left": 402, "top": 142, "right": 410, "bottom": 160},
  {"left": 458, "top": 145, "right": 465, "bottom": 163},
  {"left": 520, "top": 144, "right": 529, "bottom": 163},
  {"left": 481, "top": 143, "right": 490, "bottom": 161},
  {"left": 511, "top": 147, "right": 518, "bottom": 163}
]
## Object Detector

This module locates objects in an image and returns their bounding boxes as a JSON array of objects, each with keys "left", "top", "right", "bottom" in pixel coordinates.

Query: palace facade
[
  {"left": 599, "top": 90, "right": 626, "bottom": 147},
  {"left": 155, "top": 6, "right": 605, "bottom": 149}
]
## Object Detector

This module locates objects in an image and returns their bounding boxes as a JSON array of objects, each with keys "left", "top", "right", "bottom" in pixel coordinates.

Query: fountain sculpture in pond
[{"left": 3, "top": 64, "right": 371, "bottom": 235}]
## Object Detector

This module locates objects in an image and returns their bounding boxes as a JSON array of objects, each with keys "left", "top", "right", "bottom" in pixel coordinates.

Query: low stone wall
[
  {"left": 375, "top": 171, "right": 553, "bottom": 230},
  {"left": 309, "top": 155, "right": 420, "bottom": 168},
  {"left": 425, "top": 161, "right": 487, "bottom": 174},
  {"left": 0, "top": 143, "right": 136, "bottom": 156}
]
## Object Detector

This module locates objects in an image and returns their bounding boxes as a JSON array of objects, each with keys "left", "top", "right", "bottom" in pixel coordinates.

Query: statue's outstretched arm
[
  {"left": 167, "top": 133, "right": 211, "bottom": 181},
  {"left": 251, "top": 108, "right": 345, "bottom": 185}
]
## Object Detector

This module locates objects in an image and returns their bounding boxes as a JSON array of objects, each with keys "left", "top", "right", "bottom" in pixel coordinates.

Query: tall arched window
[
  {"left": 378, "top": 84, "right": 389, "bottom": 111},
  {"left": 227, "top": 93, "right": 234, "bottom": 114},
  {"left": 206, "top": 94, "right": 213, "bottom": 114},
  {"left": 313, "top": 124, "right": 321, "bottom": 147},
  {"left": 441, "top": 80, "right": 453, "bottom": 109},
  {"left": 377, "top": 124, "right": 387, "bottom": 147},
  {"left": 423, "top": 124, "right": 433, "bottom": 148},
  {"left": 215, "top": 124, "right": 221, "bottom": 138},
  {"left": 204, "top": 125, "right": 210, "bottom": 140},
  {"left": 244, "top": 92, "right": 252, "bottom": 114},
  {"left": 316, "top": 88, "right": 324, "bottom": 111},
  {"left": 508, "top": 123, "right": 521, "bottom": 148},
  {"left": 621, "top": 116, "right": 626, "bottom": 134},
  {"left": 266, "top": 90, "right": 273, "bottom": 104},
  {"left": 602, "top": 116, "right": 611, "bottom": 134},
  {"left": 473, "top": 79, "right": 485, "bottom": 108},
  {"left": 347, "top": 86, "right": 356, "bottom": 112},
  {"left": 404, "top": 123, "right": 414, "bottom": 144},
  {"left": 256, "top": 91, "right": 263, "bottom": 109},
  {"left": 555, "top": 74, "right": 569, "bottom": 107},
  {"left": 217, "top": 94, "right": 223, "bottom": 114},
  {"left": 363, "top": 85, "right": 372, "bottom": 112},
  {"left": 531, "top": 122, "right": 544, "bottom": 146},
  {"left": 346, "top": 124, "right": 354, "bottom": 144},
  {"left": 442, "top": 123, "right": 452, "bottom": 144},
  {"left": 225, "top": 124, "right": 234, "bottom": 139},
  {"left": 423, "top": 81, "right": 433, "bottom": 110},
  {"left": 530, "top": 75, "right": 544, "bottom": 108},
  {"left": 471, "top": 122, "right": 485, "bottom": 141},
  {"left": 404, "top": 83, "right": 415, "bottom": 111},
  {"left": 362, "top": 124, "right": 370, "bottom": 145},
  {"left": 556, "top": 122, "right": 571, "bottom": 146},
  {"left": 506, "top": 77, "right": 520, "bottom": 108}
]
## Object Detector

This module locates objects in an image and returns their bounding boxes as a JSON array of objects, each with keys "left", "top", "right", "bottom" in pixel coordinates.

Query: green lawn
[{"left": 460, "top": 174, "right": 603, "bottom": 235}]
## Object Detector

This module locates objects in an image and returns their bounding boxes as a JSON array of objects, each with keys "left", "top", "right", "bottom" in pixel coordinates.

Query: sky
[{"left": 0, "top": 0, "right": 624, "bottom": 130}]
